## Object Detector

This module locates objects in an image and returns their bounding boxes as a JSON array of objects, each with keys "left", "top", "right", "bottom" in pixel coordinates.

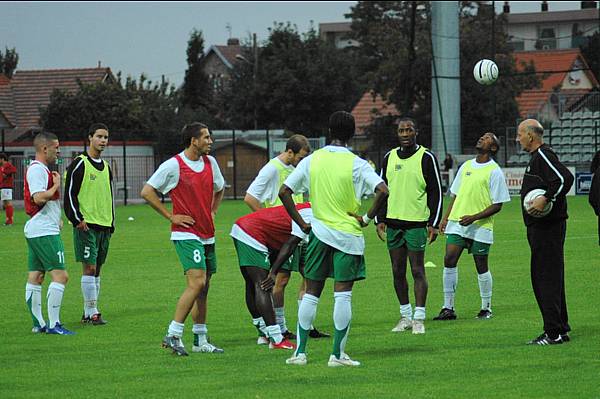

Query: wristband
[{"left": 362, "top": 213, "right": 372, "bottom": 225}]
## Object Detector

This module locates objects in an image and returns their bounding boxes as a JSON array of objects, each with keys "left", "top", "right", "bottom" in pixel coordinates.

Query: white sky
[{"left": 0, "top": 2, "right": 591, "bottom": 86}]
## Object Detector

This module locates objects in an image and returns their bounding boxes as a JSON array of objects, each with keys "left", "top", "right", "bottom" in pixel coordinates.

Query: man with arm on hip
[
  {"left": 281, "top": 111, "right": 389, "bottom": 367},
  {"left": 141, "top": 122, "right": 225, "bottom": 356}
]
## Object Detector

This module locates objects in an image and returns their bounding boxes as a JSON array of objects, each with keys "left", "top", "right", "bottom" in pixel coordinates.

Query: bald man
[{"left": 516, "top": 119, "right": 574, "bottom": 346}]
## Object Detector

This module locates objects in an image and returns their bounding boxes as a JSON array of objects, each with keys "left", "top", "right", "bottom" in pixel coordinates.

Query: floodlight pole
[
  {"left": 491, "top": 1, "right": 497, "bottom": 133},
  {"left": 253, "top": 33, "right": 258, "bottom": 131}
]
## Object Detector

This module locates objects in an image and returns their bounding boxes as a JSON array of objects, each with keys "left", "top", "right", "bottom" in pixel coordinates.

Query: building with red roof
[
  {"left": 0, "top": 67, "right": 114, "bottom": 144},
  {"left": 201, "top": 38, "right": 244, "bottom": 93},
  {"left": 351, "top": 91, "right": 400, "bottom": 136},
  {"left": 514, "top": 48, "right": 599, "bottom": 120}
]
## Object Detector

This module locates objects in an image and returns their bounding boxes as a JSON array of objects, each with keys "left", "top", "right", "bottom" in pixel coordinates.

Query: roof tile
[
  {"left": 514, "top": 49, "right": 599, "bottom": 117},
  {"left": 0, "top": 67, "right": 112, "bottom": 142},
  {"left": 351, "top": 91, "right": 400, "bottom": 135}
]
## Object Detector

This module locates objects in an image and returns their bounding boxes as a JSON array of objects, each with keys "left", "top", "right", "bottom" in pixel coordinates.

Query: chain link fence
[{"left": 5, "top": 116, "right": 598, "bottom": 204}]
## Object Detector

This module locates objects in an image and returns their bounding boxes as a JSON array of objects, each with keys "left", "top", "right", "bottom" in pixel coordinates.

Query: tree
[
  {"left": 181, "top": 29, "right": 212, "bottom": 111},
  {"left": 459, "top": 2, "right": 539, "bottom": 146},
  {"left": 580, "top": 31, "right": 600, "bottom": 85},
  {"left": 40, "top": 72, "right": 210, "bottom": 158},
  {"left": 0, "top": 47, "right": 19, "bottom": 78},
  {"left": 347, "top": 1, "right": 540, "bottom": 150},
  {"left": 222, "top": 23, "right": 362, "bottom": 135},
  {"left": 348, "top": 1, "right": 431, "bottom": 117}
]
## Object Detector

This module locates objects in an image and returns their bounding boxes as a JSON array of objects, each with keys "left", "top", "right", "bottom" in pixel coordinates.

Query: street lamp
[{"left": 235, "top": 33, "right": 258, "bottom": 130}]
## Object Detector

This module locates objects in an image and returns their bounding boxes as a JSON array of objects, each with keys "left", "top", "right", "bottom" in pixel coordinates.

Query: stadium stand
[{"left": 508, "top": 110, "right": 600, "bottom": 166}]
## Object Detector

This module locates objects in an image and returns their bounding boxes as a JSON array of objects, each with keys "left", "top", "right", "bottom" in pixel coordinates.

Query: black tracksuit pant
[{"left": 526, "top": 220, "right": 570, "bottom": 338}]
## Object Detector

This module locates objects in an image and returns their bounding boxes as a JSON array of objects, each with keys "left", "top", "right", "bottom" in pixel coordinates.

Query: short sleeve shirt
[
  {"left": 246, "top": 158, "right": 294, "bottom": 204},
  {"left": 446, "top": 159, "right": 511, "bottom": 244},
  {"left": 147, "top": 152, "right": 225, "bottom": 243},
  {"left": 284, "top": 146, "right": 383, "bottom": 255},
  {"left": 24, "top": 162, "right": 62, "bottom": 238}
]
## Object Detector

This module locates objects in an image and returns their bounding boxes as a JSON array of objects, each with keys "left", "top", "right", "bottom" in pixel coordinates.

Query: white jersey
[
  {"left": 24, "top": 161, "right": 62, "bottom": 238},
  {"left": 284, "top": 146, "right": 383, "bottom": 255},
  {"left": 246, "top": 157, "right": 294, "bottom": 205},
  {"left": 445, "top": 158, "right": 511, "bottom": 244},
  {"left": 146, "top": 152, "right": 225, "bottom": 244}
]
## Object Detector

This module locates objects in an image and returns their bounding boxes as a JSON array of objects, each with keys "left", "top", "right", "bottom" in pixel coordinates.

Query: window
[
  {"left": 509, "top": 41, "right": 524, "bottom": 51},
  {"left": 537, "top": 27, "right": 556, "bottom": 49}
]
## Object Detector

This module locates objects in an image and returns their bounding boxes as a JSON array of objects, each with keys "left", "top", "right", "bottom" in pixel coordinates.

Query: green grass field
[{"left": 1, "top": 196, "right": 599, "bottom": 398}]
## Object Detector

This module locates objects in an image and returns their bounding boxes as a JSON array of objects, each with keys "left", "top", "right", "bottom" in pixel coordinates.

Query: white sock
[
  {"left": 192, "top": 323, "right": 208, "bottom": 344},
  {"left": 25, "top": 283, "right": 46, "bottom": 328},
  {"left": 478, "top": 271, "right": 493, "bottom": 310},
  {"left": 413, "top": 306, "right": 426, "bottom": 321},
  {"left": 274, "top": 307, "right": 287, "bottom": 333},
  {"left": 443, "top": 267, "right": 458, "bottom": 309},
  {"left": 167, "top": 320, "right": 185, "bottom": 338},
  {"left": 400, "top": 303, "right": 413, "bottom": 320},
  {"left": 299, "top": 299, "right": 315, "bottom": 330},
  {"left": 47, "top": 282, "right": 65, "bottom": 329},
  {"left": 298, "top": 294, "right": 318, "bottom": 331},
  {"left": 95, "top": 276, "right": 101, "bottom": 304},
  {"left": 252, "top": 317, "right": 268, "bottom": 336},
  {"left": 266, "top": 324, "right": 283, "bottom": 344},
  {"left": 81, "top": 275, "right": 98, "bottom": 317},
  {"left": 333, "top": 291, "right": 352, "bottom": 355}
]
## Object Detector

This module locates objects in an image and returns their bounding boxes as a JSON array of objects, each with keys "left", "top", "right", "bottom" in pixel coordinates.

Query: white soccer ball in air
[
  {"left": 473, "top": 59, "right": 499, "bottom": 85},
  {"left": 523, "top": 188, "right": 553, "bottom": 218},
  {"left": 128, "top": 216, "right": 135, "bottom": 221}
]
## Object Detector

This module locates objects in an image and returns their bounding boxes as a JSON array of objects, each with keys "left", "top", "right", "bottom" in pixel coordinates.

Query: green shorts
[
  {"left": 73, "top": 228, "right": 112, "bottom": 266},
  {"left": 27, "top": 235, "right": 66, "bottom": 272},
  {"left": 233, "top": 238, "right": 299, "bottom": 272},
  {"left": 233, "top": 238, "right": 270, "bottom": 270},
  {"left": 271, "top": 247, "right": 300, "bottom": 273},
  {"left": 303, "top": 231, "right": 366, "bottom": 282},
  {"left": 446, "top": 234, "right": 491, "bottom": 255},
  {"left": 387, "top": 227, "right": 427, "bottom": 252},
  {"left": 173, "top": 240, "right": 217, "bottom": 274}
]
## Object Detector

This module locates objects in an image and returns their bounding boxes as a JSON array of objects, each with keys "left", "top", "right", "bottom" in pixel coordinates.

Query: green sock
[
  {"left": 296, "top": 325, "right": 310, "bottom": 355},
  {"left": 332, "top": 326, "right": 349, "bottom": 359}
]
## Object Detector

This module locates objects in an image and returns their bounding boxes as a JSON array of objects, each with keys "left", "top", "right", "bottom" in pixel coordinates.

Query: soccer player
[
  {"left": 0, "top": 153, "right": 17, "bottom": 226},
  {"left": 244, "top": 134, "right": 309, "bottom": 210},
  {"left": 375, "top": 117, "right": 443, "bottom": 334},
  {"left": 517, "top": 119, "right": 573, "bottom": 345},
  {"left": 24, "top": 132, "right": 74, "bottom": 335},
  {"left": 64, "top": 123, "right": 114, "bottom": 326},
  {"left": 230, "top": 203, "right": 314, "bottom": 350},
  {"left": 590, "top": 150, "right": 600, "bottom": 246},
  {"left": 281, "top": 111, "right": 389, "bottom": 367},
  {"left": 141, "top": 122, "right": 225, "bottom": 356},
  {"left": 434, "top": 132, "right": 510, "bottom": 321},
  {"left": 245, "top": 135, "right": 329, "bottom": 340}
]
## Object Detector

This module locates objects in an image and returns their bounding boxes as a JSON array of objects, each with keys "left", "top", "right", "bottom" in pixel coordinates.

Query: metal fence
[
  {"left": 6, "top": 117, "right": 599, "bottom": 204},
  {"left": 207, "top": 130, "right": 326, "bottom": 199},
  {"left": 8, "top": 155, "right": 155, "bottom": 203}
]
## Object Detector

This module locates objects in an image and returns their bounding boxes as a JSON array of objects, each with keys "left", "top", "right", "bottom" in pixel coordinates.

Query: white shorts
[{"left": 1, "top": 188, "right": 13, "bottom": 201}]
